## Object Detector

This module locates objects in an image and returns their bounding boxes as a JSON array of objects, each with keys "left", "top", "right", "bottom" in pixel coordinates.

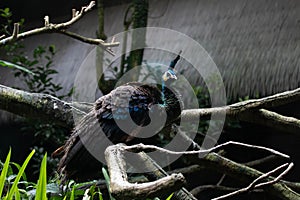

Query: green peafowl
[{"left": 53, "top": 52, "right": 183, "bottom": 181}]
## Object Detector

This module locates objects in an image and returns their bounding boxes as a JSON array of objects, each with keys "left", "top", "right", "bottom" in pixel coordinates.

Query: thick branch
[
  {"left": 182, "top": 87, "right": 300, "bottom": 120},
  {"left": 1, "top": 84, "right": 299, "bottom": 136},
  {"left": 104, "top": 144, "right": 186, "bottom": 200},
  {"left": 128, "top": 151, "right": 198, "bottom": 200},
  {"left": 182, "top": 87, "right": 300, "bottom": 134},
  {"left": 0, "top": 84, "right": 86, "bottom": 127},
  {"left": 239, "top": 108, "right": 300, "bottom": 134}
]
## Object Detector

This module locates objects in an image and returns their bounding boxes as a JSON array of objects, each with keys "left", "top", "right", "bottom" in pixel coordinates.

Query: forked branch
[{"left": 0, "top": 1, "right": 119, "bottom": 55}]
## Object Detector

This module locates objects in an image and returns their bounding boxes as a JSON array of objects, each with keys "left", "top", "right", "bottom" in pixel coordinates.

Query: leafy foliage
[
  {"left": 0, "top": 149, "right": 178, "bottom": 200},
  {"left": 35, "top": 153, "right": 47, "bottom": 200},
  {"left": 0, "top": 149, "right": 35, "bottom": 199},
  {"left": 0, "top": 7, "right": 73, "bottom": 179},
  {"left": 0, "top": 7, "right": 25, "bottom": 36}
]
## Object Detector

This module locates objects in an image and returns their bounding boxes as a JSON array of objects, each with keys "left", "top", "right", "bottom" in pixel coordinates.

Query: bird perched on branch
[{"left": 53, "top": 52, "right": 182, "bottom": 181}]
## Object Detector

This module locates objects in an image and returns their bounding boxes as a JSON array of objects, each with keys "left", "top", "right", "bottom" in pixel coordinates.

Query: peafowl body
[{"left": 55, "top": 54, "right": 182, "bottom": 181}]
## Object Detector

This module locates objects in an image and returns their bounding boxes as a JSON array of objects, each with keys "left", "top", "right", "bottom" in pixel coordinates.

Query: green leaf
[
  {"left": 166, "top": 193, "right": 174, "bottom": 200},
  {"left": 35, "top": 153, "right": 47, "bottom": 200},
  {"left": 102, "top": 167, "right": 115, "bottom": 200},
  {"left": 11, "top": 162, "right": 27, "bottom": 182},
  {"left": 14, "top": 186, "right": 21, "bottom": 200},
  {"left": 0, "top": 60, "right": 35, "bottom": 75},
  {"left": 6, "top": 149, "right": 35, "bottom": 199},
  {"left": 0, "top": 148, "right": 11, "bottom": 197},
  {"left": 48, "top": 45, "right": 56, "bottom": 55},
  {"left": 70, "top": 185, "right": 75, "bottom": 200}
]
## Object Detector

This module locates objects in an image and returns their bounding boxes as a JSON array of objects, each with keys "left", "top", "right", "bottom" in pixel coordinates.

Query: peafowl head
[{"left": 162, "top": 50, "right": 181, "bottom": 86}]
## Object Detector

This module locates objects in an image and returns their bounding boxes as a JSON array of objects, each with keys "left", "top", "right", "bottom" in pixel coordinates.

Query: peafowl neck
[{"left": 161, "top": 80, "right": 166, "bottom": 107}]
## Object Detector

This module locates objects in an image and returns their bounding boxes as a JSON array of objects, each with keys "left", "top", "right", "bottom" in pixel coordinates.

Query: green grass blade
[
  {"left": 35, "top": 153, "right": 47, "bottom": 200},
  {"left": 14, "top": 186, "right": 20, "bottom": 200},
  {"left": 6, "top": 149, "right": 35, "bottom": 199},
  {"left": 0, "top": 148, "right": 11, "bottom": 197},
  {"left": 70, "top": 185, "right": 75, "bottom": 200},
  {"left": 11, "top": 162, "right": 27, "bottom": 182},
  {"left": 97, "top": 188, "right": 103, "bottom": 200},
  {"left": 102, "top": 167, "right": 115, "bottom": 200},
  {"left": 166, "top": 193, "right": 174, "bottom": 200}
]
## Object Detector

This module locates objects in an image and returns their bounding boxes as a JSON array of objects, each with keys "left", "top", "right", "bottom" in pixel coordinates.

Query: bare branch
[
  {"left": 44, "top": 16, "right": 50, "bottom": 27},
  {"left": 243, "top": 155, "right": 278, "bottom": 167},
  {"left": 241, "top": 108, "right": 300, "bottom": 134},
  {"left": 58, "top": 30, "right": 117, "bottom": 55},
  {"left": 182, "top": 87, "right": 300, "bottom": 120},
  {"left": 123, "top": 141, "right": 290, "bottom": 159},
  {"left": 198, "top": 153, "right": 300, "bottom": 200},
  {"left": 71, "top": 9, "right": 76, "bottom": 18},
  {"left": 129, "top": 151, "right": 198, "bottom": 200},
  {"left": 0, "top": 81, "right": 300, "bottom": 134},
  {"left": 190, "top": 184, "right": 263, "bottom": 197},
  {"left": 12, "top": 23, "right": 19, "bottom": 39},
  {"left": 212, "top": 162, "right": 293, "bottom": 200},
  {"left": 182, "top": 87, "right": 300, "bottom": 134},
  {"left": 0, "top": 1, "right": 119, "bottom": 54},
  {"left": 120, "top": 139, "right": 299, "bottom": 199},
  {"left": 255, "top": 163, "right": 294, "bottom": 188},
  {"left": 0, "top": 84, "right": 86, "bottom": 128},
  {"left": 104, "top": 144, "right": 186, "bottom": 200},
  {"left": 104, "top": 141, "right": 299, "bottom": 200}
]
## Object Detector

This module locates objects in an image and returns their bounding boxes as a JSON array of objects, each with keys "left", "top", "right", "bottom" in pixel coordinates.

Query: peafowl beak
[{"left": 162, "top": 68, "right": 177, "bottom": 82}]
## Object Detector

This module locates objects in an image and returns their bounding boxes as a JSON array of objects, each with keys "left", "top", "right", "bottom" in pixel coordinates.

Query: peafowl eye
[{"left": 53, "top": 51, "right": 183, "bottom": 181}]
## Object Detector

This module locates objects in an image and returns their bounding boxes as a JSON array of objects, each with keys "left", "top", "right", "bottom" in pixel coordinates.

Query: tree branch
[
  {"left": 182, "top": 87, "right": 300, "bottom": 134},
  {"left": 211, "top": 162, "right": 294, "bottom": 200},
  {"left": 0, "top": 84, "right": 86, "bottom": 127},
  {"left": 0, "top": 84, "right": 299, "bottom": 135},
  {"left": 121, "top": 141, "right": 299, "bottom": 199},
  {"left": 104, "top": 144, "right": 187, "bottom": 200},
  {"left": 126, "top": 151, "right": 198, "bottom": 200},
  {"left": 0, "top": 1, "right": 119, "bottom": 54},
  {"left": 182, "top": 87, "right": 300, "bottom": 120},
  {"left": 239, "top": 108, "right": 300, "bottom": 134}
]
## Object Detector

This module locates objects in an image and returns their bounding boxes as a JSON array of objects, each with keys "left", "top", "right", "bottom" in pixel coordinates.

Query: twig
[
  {"left": 59, "top": 30, "right": 117, "bottom": 55},
  {"left": 206, "top": 141, "right": 290, "bottom": 159},
  {"left": 123, "top": 141, "right": 290, "bottom": 159},
  {"left": 12, "top": 23, "right": 19, "bottom": 39},
  {"left": 190, "top": 184, "right": 263, "bottom": 196},
  {"left": 216, "top": 174, "right": 227, "bottom": 186},
  {"left": 255, "top": 163, "right": 294, "bottom": 188},
  {"left": 243, "top": 155, "right": 278, "bottom": 166},
  {"left": 198, "top": 153, "right": 300, "bottom": 200},
  {"left": 212, "top": 162, "right": 293, "bottom": 200},
  {"left": 168, "top": 164, "right": 203, "bottom": 176}
]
